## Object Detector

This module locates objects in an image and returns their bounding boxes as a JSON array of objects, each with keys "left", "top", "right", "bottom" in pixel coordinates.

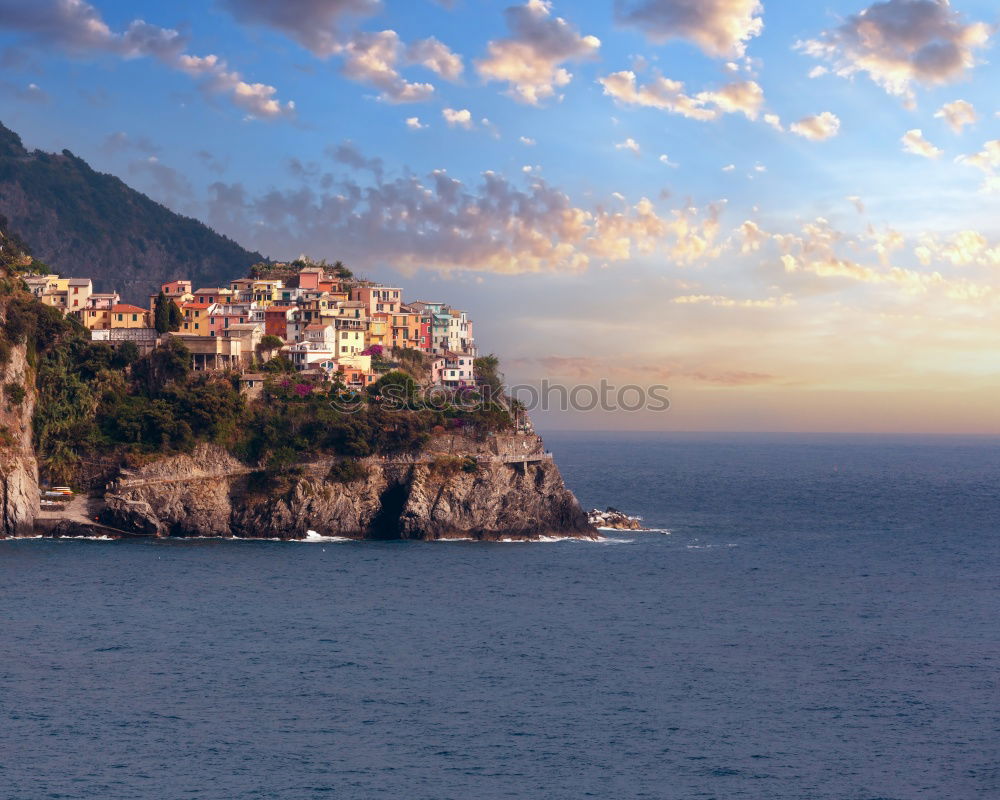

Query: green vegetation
[{"left": 326, "top": 460, "right": 369, "bottom": 484}]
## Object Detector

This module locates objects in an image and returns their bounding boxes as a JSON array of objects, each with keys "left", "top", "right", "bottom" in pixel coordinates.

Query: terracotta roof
[
  {"left": 266, "top": 306, "right": 296, "bottom": 313},
  {"left": 112, "top": 304, "right": 147, "bottom": 314},
  {"left": 183, "top": 302, "right": 211, "bottom": 310}
]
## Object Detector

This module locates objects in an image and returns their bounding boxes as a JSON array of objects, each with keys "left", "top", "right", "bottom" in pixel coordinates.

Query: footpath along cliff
[{"left": 98, "top": 434, "right": 595, "bottom": 541}]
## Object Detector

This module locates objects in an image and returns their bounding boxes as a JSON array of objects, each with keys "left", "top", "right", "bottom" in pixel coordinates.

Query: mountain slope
[{"left": 0, "top": 121, "right": 263, "bottom": 302}]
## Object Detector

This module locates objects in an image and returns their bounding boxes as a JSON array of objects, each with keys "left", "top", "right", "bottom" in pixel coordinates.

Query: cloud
[
  {"left": 955, "top": 139, "right": 1000, "bottom": 174},
  {"left": 915, "top": 230, "right": 1000, "bottom": 267},
  {"left": 659, "top": 154, "right": 678, "bottom": 166},
  {"left": 325, "top": 141, "right": 384, "bottom": 180},
  {"left": 955, "top": 139, "right": 1000, "bottom": 190},
  {"left": 901, "top": 128, "right": 942, "bottom": 158},
  {"left": 797, "top": 0, "right": 992, "bottom": 105},
  {"left": 406, "top": 36, "right": 463, "bottom": 80},
  {"left": 790, "top": 112, "right": 840, "bottom": 141},
  {"left": 221, "top": 0, "right": 381, "bottom": 58},
  {"left": 763, "top": 113, "right": 783, "bottom": 131},
  {"left": 337, "top": 30, "right": 435, "bottom": 102},
  {"left": 614, "top": 0, "right": 764, "bottom": 58},
  {"left": 934, "top": 99, "right": 977, "bottom": 133},
  {"left": 0, "top": 0, "right": 293, "bottom": 118},
  {"left": 672, "top": 293, "right": 793, "bottom": 309},
  {"left": 476, "top": 0, "right": 601, "bottom": 105},
  {"left": 598, "top": 70, "right": 764, "bottom": 121},
  {"left": 100, "top": 131, "right": 159, "bottom": 156},
  {"left": 519, "top": 136, "right": 537, "bottom": 146},
  {"left": 205, "top": 155, "right": 724, "bottom": 276},
  {"left": 405, "top": 116, "right": 426, "bottom": 129},
  {"left": 0, "top": 79, "right": 49, "bottom": 103},
  {"left": 616, "top": 137, "right": 641, "bottom": 156},
  {"left": 442, "top": 107, "right": 473, "bottom": 128},
  {"left": 177, "top": 54, "right": 295, "bottom": 117}
]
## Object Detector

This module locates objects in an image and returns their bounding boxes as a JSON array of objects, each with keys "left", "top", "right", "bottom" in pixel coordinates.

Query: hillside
[{"left": 0, "top": 121, "right": 263, "bottom": 302}]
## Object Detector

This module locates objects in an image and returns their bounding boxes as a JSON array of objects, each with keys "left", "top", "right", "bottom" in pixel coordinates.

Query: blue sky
[{"left": 3, "top": 0, "right": 1000, "bottom": 432}]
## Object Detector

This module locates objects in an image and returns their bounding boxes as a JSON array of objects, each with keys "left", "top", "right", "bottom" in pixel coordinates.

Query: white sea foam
[{"left": 300, "top": 530, "right": 352, "bottom": 543}]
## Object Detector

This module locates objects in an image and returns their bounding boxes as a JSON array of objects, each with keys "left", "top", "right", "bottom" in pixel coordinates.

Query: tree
[
  {"left": 154, "top": 291, "right": 170, "bottom": 333},
  {"left": 167, "top": 299, "right": 183, "bottom": 332},
  {"left": 474, "top": 354, "right": 503, "bottom": 400},
  {"left": 257, "top": 334, "right": 284, "bottom": 361}
]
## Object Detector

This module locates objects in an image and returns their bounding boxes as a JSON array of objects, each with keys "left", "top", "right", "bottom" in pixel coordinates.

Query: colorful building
[{"left": 111, "top": 304, "right": 151, "bottom": 329}]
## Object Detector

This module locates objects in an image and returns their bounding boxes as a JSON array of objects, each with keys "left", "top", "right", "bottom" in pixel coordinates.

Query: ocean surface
[{"left": 2, "top": 432, "right": 998, "bottom": 799}]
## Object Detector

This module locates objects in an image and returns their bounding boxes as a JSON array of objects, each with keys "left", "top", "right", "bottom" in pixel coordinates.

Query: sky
[{"left": 2, "top": 0, "right": 1000, "bottom": 433}]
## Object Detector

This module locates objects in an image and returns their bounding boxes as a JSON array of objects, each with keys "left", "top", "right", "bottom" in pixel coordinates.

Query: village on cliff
[{"left": 23, "top": 261, "right": 478, "bottom": 396}]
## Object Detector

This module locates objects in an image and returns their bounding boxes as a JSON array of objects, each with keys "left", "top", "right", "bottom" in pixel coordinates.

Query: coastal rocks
[
  {"left": 587, "top": 507, "right": 644, "bottom": 530},
  {"left": 0, "top": 343, "right": 39, "bottom": 538},
  {"left": 400, "top": 460, "right": 594, "bottom": 540},
  {"left": 101, "top": 435, "right": 597, "bottom": 541}
]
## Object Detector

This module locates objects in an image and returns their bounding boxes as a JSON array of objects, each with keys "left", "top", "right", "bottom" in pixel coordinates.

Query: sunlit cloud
[
  {"left": 790, "top": 112, "right": 840, "bottom": 141},
  {"left": 614, "top": 0, "right": 764, "bottom": 59},
  {"left": 0, "top": 0, "right": 294, "bottom": 118},
  {"left": 901, "top": 128, "right": 942, "bottom": 158},
  {"left": 599, "top": 71, "right": 764, "bottom": 121},
  {"left": 935, "top": 99, "right": 977, "bottom": 134},
  {"left": 798, "top": 0, "right": 992, "bottom": 106},
  {"left": 476, "top": 0, "right": 601, "bottom": 105}
]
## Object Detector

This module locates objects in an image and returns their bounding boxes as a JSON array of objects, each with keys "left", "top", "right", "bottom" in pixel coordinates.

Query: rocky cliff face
[
  {"left": 101, "top": 435, "right": 596, "bottom": 541},
  {"left": 0, "top": 343, "right": 39, "bottom": 537}
]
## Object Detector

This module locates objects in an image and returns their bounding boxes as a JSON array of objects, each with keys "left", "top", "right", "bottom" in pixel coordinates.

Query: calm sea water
[{"left": 1, "top": 432, "right": 998, "bottom": 799}]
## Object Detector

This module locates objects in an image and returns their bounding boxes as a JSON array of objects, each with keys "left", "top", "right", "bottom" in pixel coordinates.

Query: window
[{"left": 132, "top": 314, "right": 138, "bottom": 322}]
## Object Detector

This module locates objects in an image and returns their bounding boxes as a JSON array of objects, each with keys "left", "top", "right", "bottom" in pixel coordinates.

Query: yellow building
[
  {"left": 79, "top": 308, "right": 112, "bottom": 330},
  {"left": 111, "top": 304, "right": 151, "bottom": 329},
  {"left": 181, "top": 302, "right": 212, "bottom": 335},
  {"left": 366, "top": 312, "right": 389, "bottom": 349}
]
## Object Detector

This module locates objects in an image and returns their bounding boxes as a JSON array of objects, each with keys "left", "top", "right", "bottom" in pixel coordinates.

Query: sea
[{"left": 1, "top": 432, "right": 997, "bottom": 800}]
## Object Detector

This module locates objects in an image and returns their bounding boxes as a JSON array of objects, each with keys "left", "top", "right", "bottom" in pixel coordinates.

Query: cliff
[
  {"left": 101, "top": 435, "right": 595, "bottom": 541},
  {"left": 0, "top": 341, "right": 39, "bottom": 537}
]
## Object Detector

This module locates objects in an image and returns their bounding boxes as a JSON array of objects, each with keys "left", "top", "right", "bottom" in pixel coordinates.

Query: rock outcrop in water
[
  {"left": 587, "top": 508, "right": 644, "bottom": 530},
  {"left": 99, "top": 434, "right": 595, "bottom": 541}
]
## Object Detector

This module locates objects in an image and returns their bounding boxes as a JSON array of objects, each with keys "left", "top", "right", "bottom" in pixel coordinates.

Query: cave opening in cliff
[{"left": 368, "top": 482, "right": 408, "bottom": 540}]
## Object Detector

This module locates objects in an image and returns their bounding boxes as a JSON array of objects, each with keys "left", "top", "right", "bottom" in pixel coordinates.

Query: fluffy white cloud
[
  {"left": 405, "top": 116, "right": 426, "bottom": 129},
  {"left": 955, "top": 139, "right": 1000, "bottom": 174},
  {"left": 519, "top": 136, "right": 537, "bottom": 146},
  {"left": 934, "top": 99, "right": 977, "bottom": 134},
  {"left": 614, "top": 0, "right": 764, "bottom": 58},
  {"left": 915, "top": 230, "right": 1000, "bottom": 267},
  {"left": 476, "top": 0, "right": 601, "bottom": 105},
  {"left": 798, "top": 0, "right": 991, "bottom": 105},
  {"left": 338, "top": 30, "right": 435, "bottom": 102},
  {"left": 178, "top": 54, "right": 295, "bottom": 117},
  {"left": 221, "top": 0, "right": 380, "bottom": 58},
  {"left": 598, "top": 71, "right": 763, "bottom": 121},
  {"left": 901, "top": 128, "right": 942, "bottom": 158},
  {"left": 442, "top": 107, "right": 473, "bottom": 128},
  {"left": 790, "top": 112, "right": 840, "bottom": 141},
  {"left": 406, "top": 36, "right": 464, "bottom": 81},
  {"left": 616, "top": 137, "right": 641, "bottom": 156},
  {"left": 0, "top": 0, "right": 293, "bottom": 118}
]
